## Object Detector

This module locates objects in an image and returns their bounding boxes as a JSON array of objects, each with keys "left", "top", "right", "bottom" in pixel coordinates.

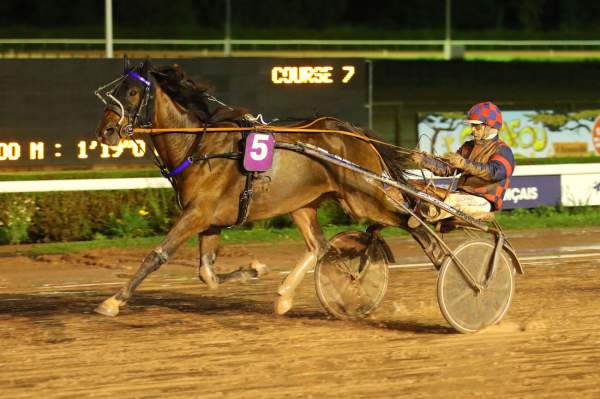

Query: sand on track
[{"left": 1, "top": 227, "right": 600, "bottom": 398}]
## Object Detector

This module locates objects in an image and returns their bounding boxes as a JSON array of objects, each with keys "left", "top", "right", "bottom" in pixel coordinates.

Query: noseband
[{"left": 94, "top": 70, "right": 154, "bottom": 137}]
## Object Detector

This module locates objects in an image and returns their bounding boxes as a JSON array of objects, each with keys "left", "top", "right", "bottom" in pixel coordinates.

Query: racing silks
[{"left": 418, "top": 136, "right": 515, "bottom": 210}]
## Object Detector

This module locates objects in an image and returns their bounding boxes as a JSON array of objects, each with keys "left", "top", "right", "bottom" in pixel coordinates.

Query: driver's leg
[{"left": 429, "top": 192, "right": 491, "bottom": 222}]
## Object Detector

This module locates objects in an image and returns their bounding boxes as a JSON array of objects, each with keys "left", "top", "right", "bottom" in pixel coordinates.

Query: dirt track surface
[{"left": 1, "top": 228, "right": 600, "bottom": 398}]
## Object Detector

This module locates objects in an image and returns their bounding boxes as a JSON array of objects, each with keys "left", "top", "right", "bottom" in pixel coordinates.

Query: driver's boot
[{"left": 410, "top": 226, "right": 445, "bottom": 269}]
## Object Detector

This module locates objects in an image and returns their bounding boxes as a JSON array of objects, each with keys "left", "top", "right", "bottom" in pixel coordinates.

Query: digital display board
[{"left": 0, "top": 58, "right": 367, "bottom": 168}]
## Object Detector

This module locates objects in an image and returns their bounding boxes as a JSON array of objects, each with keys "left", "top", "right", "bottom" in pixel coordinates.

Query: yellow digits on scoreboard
[
  {"left": 271, "top": 65, "right": 356, "bottom": 84},
  {"left": 342, "top": 66, "right": 355, "bottom": 83},
  {"left": 0, "top": 142, "right": 21, "bottom": 161},
  {"left": 77, "top": 140, "right": 146, "bottom": 160}
]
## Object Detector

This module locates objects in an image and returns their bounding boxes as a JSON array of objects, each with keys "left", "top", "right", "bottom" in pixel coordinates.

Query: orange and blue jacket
[{"left": 420, "top": 137, "right": 515, "bottom": 210}]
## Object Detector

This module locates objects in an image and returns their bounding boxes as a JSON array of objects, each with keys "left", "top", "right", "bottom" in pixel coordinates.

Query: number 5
[{"left": 250, "top": 133, "right": 270, "bottom": 161}]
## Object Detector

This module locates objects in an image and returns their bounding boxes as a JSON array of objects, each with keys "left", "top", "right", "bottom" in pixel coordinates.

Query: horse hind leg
[
  {"left": 408, "top": 225, "right": 445, "bottom": 268},
  {"left": 198, "top": 230, "right": 268, "bottom": 289},
  {"left": 216, "top": 260, "right": 269, "bottom": 284},
  {"left": 345, "top": 195, "right": 444, "bottom": 268},
  {"left": 275, "top": 207, "right": 327, "bottom": 315},
  {"left": 197, "top": 231, "right": 221, "bottom": 289}
]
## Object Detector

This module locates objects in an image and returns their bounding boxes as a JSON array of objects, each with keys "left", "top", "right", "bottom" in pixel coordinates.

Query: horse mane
[
  {"left": 152, "top": 64, "right": 249, "bottom": 124},
  {"left": 151, "top": 64, "right": 409, "bottom": 181}
]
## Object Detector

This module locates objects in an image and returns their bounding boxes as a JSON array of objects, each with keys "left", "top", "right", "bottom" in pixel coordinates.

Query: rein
[
  {"left": 138, "top": 118, "right": 410, "bottom": 183},
  {"left": 133, "top": 118, "right": 414, "bottom": 155}
]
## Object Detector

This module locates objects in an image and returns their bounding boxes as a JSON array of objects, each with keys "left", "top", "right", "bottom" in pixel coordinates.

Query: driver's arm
[{"left": 411, "top": 152, "right": 457, "bottom": 177}]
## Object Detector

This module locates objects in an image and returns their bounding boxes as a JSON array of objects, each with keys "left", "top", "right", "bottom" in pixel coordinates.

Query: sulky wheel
[
  {"left": 437, "top": 239, "right": 515, "bottom": 333},
  {"left": 315, "top": 231, "right": 390, "bottom": 320}
]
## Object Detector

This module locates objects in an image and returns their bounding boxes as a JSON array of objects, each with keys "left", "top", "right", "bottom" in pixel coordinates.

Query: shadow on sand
[{"left": 0, "top": 290, "right": 453, "bottom": 334}]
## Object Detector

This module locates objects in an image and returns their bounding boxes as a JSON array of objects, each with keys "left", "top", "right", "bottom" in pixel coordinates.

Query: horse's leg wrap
[
  {"left": 216, "top": 260, "right": 269, "bottom": 284},
  {"left": 275, "top": 252, "right": 318, "bottom": 315},
  {"left": 120, "top": 248, "right": 169, "bottom": 298},
  {"left": 199, "top": 251, "right": 268, "bottom": 287},
  {"left": 95, "top": 247, "right": 169, "bottom": 317}
]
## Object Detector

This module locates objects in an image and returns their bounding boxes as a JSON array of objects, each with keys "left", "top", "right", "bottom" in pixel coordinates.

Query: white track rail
[
  {"left": 0, "top": 177, "right": 170, "bottom": 193},
  {"left": 2, "top": 163, "right": 599, "bottom": 193}
]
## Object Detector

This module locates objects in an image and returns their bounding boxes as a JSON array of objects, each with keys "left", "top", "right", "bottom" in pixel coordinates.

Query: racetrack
[{"left": 1, "top": 227, "right": 600, "bottom": 398}]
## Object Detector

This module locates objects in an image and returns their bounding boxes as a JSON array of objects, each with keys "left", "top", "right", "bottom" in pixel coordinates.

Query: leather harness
[
  {"left": 164, "top": 127, "right": 258, "bottom": 227},
  {"left": 97, "top": 66, "right": 410, "bottom": 228}
]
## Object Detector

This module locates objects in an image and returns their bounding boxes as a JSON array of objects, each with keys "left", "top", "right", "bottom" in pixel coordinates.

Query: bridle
[
  {"left": 95, "top": 67, "right": 175, "bottom": 192},
  {"left": 94, "top": 69, "right": 155, "bottom": 138}
]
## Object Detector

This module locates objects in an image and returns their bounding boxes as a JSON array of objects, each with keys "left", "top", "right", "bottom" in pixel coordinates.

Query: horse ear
[
  {"left": 151, "top": 70, "right": 169, "bottom": 81},
  {"left": 123, "top": 54, "right": 130, "bottom": 72},
  {"left": 140, "top": 58, "right": 151, "bottom": 75}
]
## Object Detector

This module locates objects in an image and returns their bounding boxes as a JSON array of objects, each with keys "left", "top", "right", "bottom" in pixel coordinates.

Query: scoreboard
[{"left": 0, "top": 58, "right": 368, "bottom": 168}]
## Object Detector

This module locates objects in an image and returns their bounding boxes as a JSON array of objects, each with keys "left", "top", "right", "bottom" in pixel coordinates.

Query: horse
[{"left": 93, "top": 59, "right": 433, "bottom": 317}]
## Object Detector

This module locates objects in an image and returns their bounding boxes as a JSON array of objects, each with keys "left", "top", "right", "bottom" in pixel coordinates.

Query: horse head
[{"left": 94, "top": 57, "right": 155, "bottom": 146}]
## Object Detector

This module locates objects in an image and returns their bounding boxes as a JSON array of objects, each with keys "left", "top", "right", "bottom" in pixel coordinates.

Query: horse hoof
[
  {"left": 199, "top": 265, "right": 219, "bottom": 290},
  {"left": 274, "top": 294, "right": 293, "bottom": 315},
  {"left": 94, "top": 296, "right": 122, "bottom": 317},
  {"left": 249, "top": 260, "right": 269, "bottom": 277}
]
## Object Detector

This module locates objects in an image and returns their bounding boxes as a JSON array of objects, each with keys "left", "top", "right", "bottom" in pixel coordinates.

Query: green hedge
[
  {"left": 0, "top": 190, "right": 179, "bottom": 244},
  {"left": 2, "top": 189, "right": 600, "bottom": 245},
  {"left": 0, "top": 189, "right": 353, "bottom": 245}
]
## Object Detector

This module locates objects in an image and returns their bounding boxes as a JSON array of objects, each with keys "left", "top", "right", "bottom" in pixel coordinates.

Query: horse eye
[{"left": 129, "top": 89, "right": 138, "bottom": 97}]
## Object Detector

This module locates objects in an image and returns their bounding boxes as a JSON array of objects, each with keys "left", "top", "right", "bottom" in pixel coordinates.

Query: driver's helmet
[{"left": 465, "top": 101, "right": 503, "bottom": 129}]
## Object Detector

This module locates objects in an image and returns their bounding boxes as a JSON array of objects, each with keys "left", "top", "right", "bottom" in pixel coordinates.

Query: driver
[
  {"left": 411, "top": 101, "right": 515, "bottom": 221},
  {"left": 407, "top": 101, "right": 515, "bottom": 268}
]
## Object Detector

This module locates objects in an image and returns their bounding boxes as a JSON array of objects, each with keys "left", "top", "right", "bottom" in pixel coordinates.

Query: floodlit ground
[{"left": 1, "top": 227, "right": 600, "bottom": 398}]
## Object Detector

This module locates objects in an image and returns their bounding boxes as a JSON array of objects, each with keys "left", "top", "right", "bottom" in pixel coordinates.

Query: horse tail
[
  {"left": 331, "top": 119, "right": 410, "bottom": 182},
  {"left": 366, "top": 131, "right": 411, "bottom": 183}
]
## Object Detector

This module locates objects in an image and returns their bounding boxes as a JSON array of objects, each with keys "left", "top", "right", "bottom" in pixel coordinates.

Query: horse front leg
[
  {"left": 95, "top": 208, "right": 207, "bottom": 317},
  {"left": 275, "top": 207, "right": 328, "bottom": 315},
  {"left": 198, "top": 229, "right": 268, "bottom": 289}
]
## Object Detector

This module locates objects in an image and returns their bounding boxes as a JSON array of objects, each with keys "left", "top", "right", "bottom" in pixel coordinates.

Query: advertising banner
[
  {"left": 560, "top": 174, "right": 600, "bottom": 206},
  {"left": 418, "top": 110, "right": 600, "bottom": 159},
  {"left": 502, "top": 175, "right": 562, "bottom": 209},
  {"left": 414, "top": 174, "right": 561, "bottom": 209}
]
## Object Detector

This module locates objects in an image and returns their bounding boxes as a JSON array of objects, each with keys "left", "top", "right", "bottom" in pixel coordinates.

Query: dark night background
[{"left": 0, "top": 0, "right": 599, "bottom": 39}]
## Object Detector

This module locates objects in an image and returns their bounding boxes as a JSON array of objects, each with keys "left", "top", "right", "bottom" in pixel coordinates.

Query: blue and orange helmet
[{"left": 465, "top": 101, "right": 503, "bottom": 130}]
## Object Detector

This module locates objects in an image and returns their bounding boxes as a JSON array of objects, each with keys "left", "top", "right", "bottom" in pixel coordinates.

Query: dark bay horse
[{"left": 94, "top": 60, "right": 421, "bottom": 317}]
